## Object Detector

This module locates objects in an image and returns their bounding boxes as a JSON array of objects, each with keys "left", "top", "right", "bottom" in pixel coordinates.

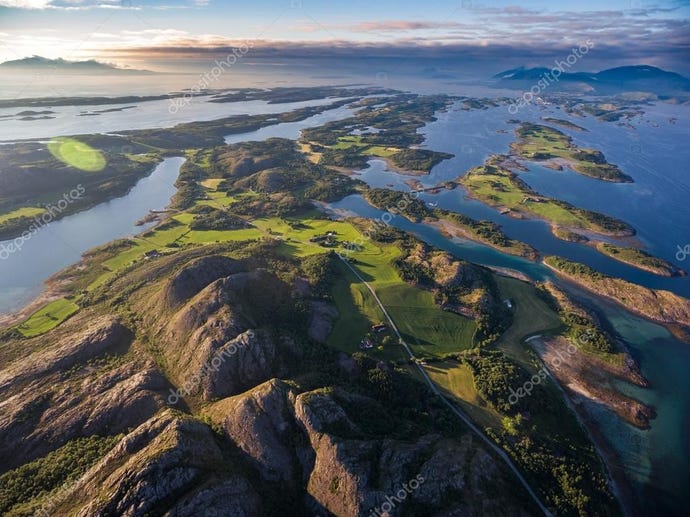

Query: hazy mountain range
[
  {"left": 493, "top": 65, "right": 690, "bottom": 95},
  {"left": 0, "top": 56, "right": 153, "bottom": 74}
]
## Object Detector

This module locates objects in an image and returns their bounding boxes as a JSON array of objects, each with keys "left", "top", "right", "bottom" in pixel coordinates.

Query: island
[
  {"left": 458, "top": 154, "right": 635, "bottom": 239},
  {"left": 511, "top": 123, "right": 633, "bottom": 182},
  {"left": 545, "top": 256, "right": 690, "bottom": 342},
  {"left": 595, "top": 242, "right": 686, "bottom": 277}
]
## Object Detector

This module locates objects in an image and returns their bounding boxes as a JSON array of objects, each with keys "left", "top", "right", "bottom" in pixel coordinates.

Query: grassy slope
[
  {"left": 492, "top": 276, "right": 564, "bottom": 365},
  {"left": 14, "top": 299, "right": 80, "bottom": 338},
  {"left": 596, "top": 242, "right": 683, "bottom": 277},
  {"left": 0, "top": 207, "right": 46, "bottom": 224},
  {"left": 460, "top": 161, "right": 632, "bottom": 236},
  {"left": 513, "top": 123, "right": 631, "bottom": 182}
]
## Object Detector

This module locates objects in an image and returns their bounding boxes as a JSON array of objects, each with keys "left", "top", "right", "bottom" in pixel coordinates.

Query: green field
[
  {"left": 0, "top": 206, "right": 46, "bottom": 224},
  {"left": 424, "top": 361, "right": 501, "bottom": 429},
  {"left": 376, "top": 284, "right": 476, "bottom": 356},
  {"left": 15, "top": 298, "right": 80, "bottom": 338},
  {"left": 461, "top": 160, "right": 632, "bottom": 236},
  {"left": 493, "top": 276, "right": 563, "bottom": 365},
  {"left": 330, "top": 135, "right": 400, "bottom": 158},
  {"left": 328, "top": 267, "right": 405, "bottom": 361}
]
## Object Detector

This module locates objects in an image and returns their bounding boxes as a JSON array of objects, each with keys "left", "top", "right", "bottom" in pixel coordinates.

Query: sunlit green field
[
  {"left": 15, "top": 298, "right": 79, "bottom": 338},
  {"left": 0, "top": 206, "right": 46, "bottom": 224},
  {"left": 462, "top": 171, "right": 588, "bottom": 228}
]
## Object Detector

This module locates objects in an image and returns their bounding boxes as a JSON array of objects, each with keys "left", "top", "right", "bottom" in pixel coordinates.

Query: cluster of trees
[
  {"left": 300, "top": 251, "right": 340, "bottom": 299},
  {"left": 303, "top": 174, "right": 360, "bottom": 202},
  {"left": 0, "top": 435, "right": 121, "bottom": 515},
  {"left": 319, "top": 149, "right": 369, "bottom": 169},
  {"left": 364, "top": 188, "right": 431, "bottom": 222},
  {"left": 188, "top": 206, "right": 248, "bottom": 231},
  {"left": 390, "top": 149, "right": 453, "bottom": 172},
  {"left": 562, "top": 312, "right": 615, "bottom": 354},
  {"left": 461, "top": 350, "right": 539, "bottom": 414},
  {"left": 546, "top": 256, "right": 606, "bottom": 281},
  {"left": 441, "top": 211, "right": 513, "bottom": 247}
]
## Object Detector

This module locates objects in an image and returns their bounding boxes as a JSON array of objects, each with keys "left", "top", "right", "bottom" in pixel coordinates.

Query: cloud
[
  {"left": 0, "top": 0, "right": 51, "bottom": 7},
  {"left": 0, "top": 0, "right": 141, "bottom": 8},
  {"left": 346, "top": 20, "right": 470, "bottom": 32}
]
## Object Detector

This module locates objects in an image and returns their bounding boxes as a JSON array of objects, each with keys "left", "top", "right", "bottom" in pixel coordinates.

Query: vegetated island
[
  {"left": 458, "top": 154, "right": 635, "bottom": 239},
  {"left": 511, "top": 123, "right": 633, "bottom": 182},
  {"left": 362, "top": 188, "right": 538, "bottom": 260},
  {"left": 595, "top": 242, "right": 686, "bottom": 277},
  {"left": 300, "top": 94, "right": 455, "bottom": 175},
  {"left": 540, "top": 117, "right": 588, "bottom": 131},
  {"left": 544, "top": 256, "right": 690, "bottom": 343}
]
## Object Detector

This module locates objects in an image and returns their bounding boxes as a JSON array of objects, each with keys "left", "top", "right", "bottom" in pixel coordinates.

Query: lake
[{"left": 0, "top": 157, "right": 183, "bottom": 313}]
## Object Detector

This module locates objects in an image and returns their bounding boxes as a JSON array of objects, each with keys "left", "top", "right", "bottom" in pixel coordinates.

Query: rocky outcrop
[
  {"left": 0, "top": 358, "right": 168, "bottom": 472},
  {"left": 159, "top": 270, "right": 301, "bottom": 401},
  {"left": 0, "top": 315, "right": 130, "bottom": 392},
  {"left": 53, "top": 410, "right": 263, "bottom": 517},
  {"left": 162, "top": 255, "right": 246, "bottom": 309},
  {"left": 205, "top": 380, "right": 534, "bottom": 517},
  {"left": 308, "top": 301, "right": 339, "bottom": 343}
]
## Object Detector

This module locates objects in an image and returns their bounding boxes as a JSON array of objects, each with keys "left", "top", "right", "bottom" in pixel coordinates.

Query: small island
[
  {"left": 541, "top": 117, "right": 588, "bottom": 131},
  {"left": 595, "top": 243, "right": 686, "bottom": 277},
  {"left": 511, "top": 123, "right": 633, "bottom": 182},
  {"left": 458, "top": 154, "right": 635, "bottom": 239},
  {"left": 544, "top": 256, "right": 690, "bottom": 343}
]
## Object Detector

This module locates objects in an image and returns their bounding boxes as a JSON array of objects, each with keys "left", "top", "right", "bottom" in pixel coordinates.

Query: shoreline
[
  {"left": 0, "top": 277, "right": 69, "bottom": 330},
  {"left": 428, "top": 217, "right": 539, "bottom": 261},
  {"left": 544, "top": 259, "right": 690, "bottom": 344},
  {"left": 528, "top": 335, "right": 637, "bottom": 516}
]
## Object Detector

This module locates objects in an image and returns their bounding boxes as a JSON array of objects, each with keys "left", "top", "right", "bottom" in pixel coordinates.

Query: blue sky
[{"left": 1, "top": 0, "right": 688, "bottom": 72}]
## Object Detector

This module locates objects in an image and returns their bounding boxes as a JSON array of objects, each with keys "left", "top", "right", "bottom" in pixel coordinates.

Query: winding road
[{"left": 338, "top": 254, "right": 553, "bottom": 517}]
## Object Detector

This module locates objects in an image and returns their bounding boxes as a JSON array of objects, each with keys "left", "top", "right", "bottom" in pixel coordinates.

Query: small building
[
  {"left": 359, "top": 337, "right": 374, "bottom": 350},
  {"left": 144, "top": 250, "right": 161, "bottom": 259},
  {"left": 371, "top": 324, "right": 388, "bottom": 333}
]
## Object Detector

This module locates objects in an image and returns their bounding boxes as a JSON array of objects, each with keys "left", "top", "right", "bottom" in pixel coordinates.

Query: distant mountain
[
  {"left": 493, "top": 65, "right": 690, "bottom": 95},
  {"left": 0, "top": 56, "right": 154, "bottom": 74}
]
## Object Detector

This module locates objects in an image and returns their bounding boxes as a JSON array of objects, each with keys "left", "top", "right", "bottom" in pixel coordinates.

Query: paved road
[{"left": 338, "top": 254, "right": 553, "bottom": 517}]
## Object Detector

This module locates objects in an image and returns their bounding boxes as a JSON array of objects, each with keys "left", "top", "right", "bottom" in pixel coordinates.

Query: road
[{"left": 338, "top": 254, "right": 553, "bottom": 517}]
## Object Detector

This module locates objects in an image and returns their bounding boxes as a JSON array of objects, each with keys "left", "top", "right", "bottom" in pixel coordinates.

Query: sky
[{"left": 0, "top": 0, "right": 689, "bottom": 74}]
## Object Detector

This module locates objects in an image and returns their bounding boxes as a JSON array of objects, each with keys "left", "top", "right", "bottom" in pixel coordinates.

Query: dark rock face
[
  {"left": 205, "top": 380, "right": 534, "bottom": 517},
  {"left": 160, "top": 270, "right": 300, "bottom": 401},
  {"left": 64, "top": 411, "right": 263, "bottom": 517},
  {"left": 162, "top": 255, "right": 246, "bottom": 309},
  {"left": 0, "top": 317, "right": 167, "bottom": 472}
]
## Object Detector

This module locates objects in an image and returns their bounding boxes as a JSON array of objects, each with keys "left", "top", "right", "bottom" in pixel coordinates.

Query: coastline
[
  {"left": 0, "top": 276, "right": 69, "bottom": 330},
  {"left": 544, "top": 259, "right": 690, "bottom": 344}
]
